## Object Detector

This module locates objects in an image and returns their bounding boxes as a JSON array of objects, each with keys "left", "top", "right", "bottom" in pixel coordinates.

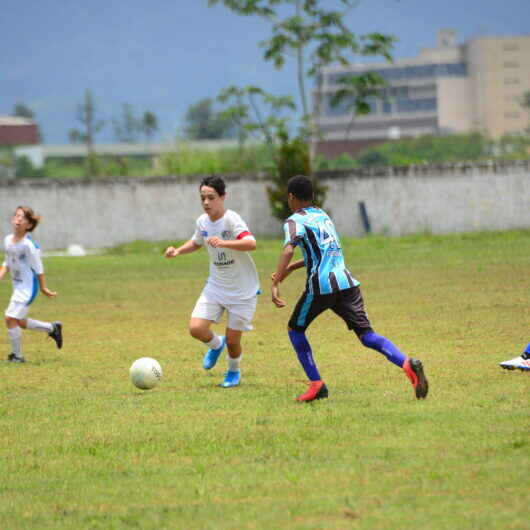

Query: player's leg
[
  {"left": 19, "top": 318, "right": 63, "bottom": 349},
  {"left": 5, "top": 301, "right": 28, "bottom": 362},
  {"left": 288, "top": 292, "right": 329, "bottom": 402},
  {"left": 189, "top": 316, "right": 226, "bottom": 370},
  {"left": 190, "top": 293, "right": 226, "bottom": 370},
  {"left": 219, "top": 296, "right": 257, "bottom": 388},
  {"left": 334, "top": 287, "right": 428, "bottom": 399},
  {"left": 499, "top": 343, "right": 530, "bottom": 371},
  {"left": 219, "top": 328, "right": 243, "bottom": 388}
]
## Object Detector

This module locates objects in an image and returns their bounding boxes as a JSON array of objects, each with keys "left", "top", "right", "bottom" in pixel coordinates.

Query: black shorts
[{"left": 288, "top": 286, "right": 373, "bottom": 337}]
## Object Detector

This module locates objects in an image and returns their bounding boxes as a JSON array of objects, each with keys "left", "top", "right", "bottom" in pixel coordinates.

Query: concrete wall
[{"left": 1, "top": 161, "right": 529, "bottom": 250}]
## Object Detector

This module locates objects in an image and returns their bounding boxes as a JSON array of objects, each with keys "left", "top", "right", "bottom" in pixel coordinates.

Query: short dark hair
[
  {"left": 200, "top": 176, "right": 226, "bottom": 196},
  {"left": 287, "top": 175, "right": 313, "bottom": 201}
]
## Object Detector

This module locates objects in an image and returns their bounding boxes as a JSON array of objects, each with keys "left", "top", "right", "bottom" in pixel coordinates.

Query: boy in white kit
[
  {"left": 165, "top": 176, "right": 259, "bottom": 387},
  {"left": 1, "top": 206, "right": 62, "bottom": 363}
]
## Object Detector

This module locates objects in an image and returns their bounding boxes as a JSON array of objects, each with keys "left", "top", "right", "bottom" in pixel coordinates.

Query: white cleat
[{"left": 499, "top": 355, "right": 530, "bottom": 371}]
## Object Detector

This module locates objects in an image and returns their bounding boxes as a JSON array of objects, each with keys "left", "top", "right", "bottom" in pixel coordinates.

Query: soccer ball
[{"left": 129, "top": 357, "right": 163, "bottom": 390}]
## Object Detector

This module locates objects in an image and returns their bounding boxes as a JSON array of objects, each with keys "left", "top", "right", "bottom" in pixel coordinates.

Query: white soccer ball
[{"left": 129, "top": 357, "right": 163, "bottom": 390}]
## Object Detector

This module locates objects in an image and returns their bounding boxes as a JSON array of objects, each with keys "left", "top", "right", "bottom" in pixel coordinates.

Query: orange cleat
[
  {"left": 403, "top": 358, "right": 429, "bottom": 399},
  {"left": 296, "top": 380, "right": 329, "bottom": 402}
]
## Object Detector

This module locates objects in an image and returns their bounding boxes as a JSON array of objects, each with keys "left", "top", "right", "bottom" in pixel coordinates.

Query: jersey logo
[
  {"left": 201, "top": 230, "right": 208, "bottom": 237},
  {"left": 19, "top": 253, "right": 27, "bottom": 261},
  {"left": 214, "top": 251, "right": 235, "bottom": 267},
  {"left": 221, "top": 230, "right": 231, "bottom": 240}
]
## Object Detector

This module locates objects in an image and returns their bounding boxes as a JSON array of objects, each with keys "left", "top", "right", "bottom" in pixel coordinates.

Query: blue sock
[
  {"left": 288, "top": 330, "right": 321, "bottom": 381},
  {"left": 360, "top": 331, "right": 407, "bottom": 367}
]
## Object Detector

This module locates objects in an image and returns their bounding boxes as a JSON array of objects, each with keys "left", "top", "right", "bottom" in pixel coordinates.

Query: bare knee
[
  {"left": 5, "top": 316, "right": 20, "bottom": 328},
  {"left": 188, "top": 321, "right": 210, "bottom": 342}
]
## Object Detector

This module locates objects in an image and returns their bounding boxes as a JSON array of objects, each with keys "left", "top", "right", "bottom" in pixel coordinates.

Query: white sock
[
  {"left": 26, "top": 319, "right": 53, "bottom": 333},
  {"left": 7, "top": 327, "right": 22, "bottom": 357},
  {"left": 228, "top": 353, "right": 242, "bottom": 372},
  {"left": 206, "top": 334, "right": 222, "bottom": 350}
]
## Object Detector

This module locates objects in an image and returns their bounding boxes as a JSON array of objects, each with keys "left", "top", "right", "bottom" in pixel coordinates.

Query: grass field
[{"left": 0, "top": 230, "right": 528, "bottom": 529}]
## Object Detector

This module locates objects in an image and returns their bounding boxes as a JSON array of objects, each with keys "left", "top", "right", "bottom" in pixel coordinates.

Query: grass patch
[{"left": 1, "top": 230, "right": 529, "bottom": 529}]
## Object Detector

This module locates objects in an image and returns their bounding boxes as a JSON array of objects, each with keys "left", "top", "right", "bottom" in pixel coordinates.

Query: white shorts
[
  {"left": 5, "top": 299, "right": 30, "bottom": 320},
  {"left": 191, "top": 291, "right": 258, "bottom": 332}
]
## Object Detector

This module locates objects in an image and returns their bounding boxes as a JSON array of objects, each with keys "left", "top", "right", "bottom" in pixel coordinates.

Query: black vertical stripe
[
  {"left": 306, "top": 227, "right": 322, "bottom": 295},
  {"left": 329, "top": 272, "right": 340, "bottom": 293},
  {"left": 344, "top": 269, "right": 355, "bottom": 288},
  {"left": 300, "top": 239, "right": 314, "bottom": 292}
]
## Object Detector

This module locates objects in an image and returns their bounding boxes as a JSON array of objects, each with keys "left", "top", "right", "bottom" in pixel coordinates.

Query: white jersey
[
  {"left": 3, "top": 234, "right": 44, "bottom": 305},
  {"left": 192, "top": 209, "right": 259, "bottom": 303}
]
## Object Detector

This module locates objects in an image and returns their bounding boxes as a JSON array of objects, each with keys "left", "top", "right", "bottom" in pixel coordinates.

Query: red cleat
[
  {"left": 296, "top": 380, "right": 329, "bottom": 402},
  {"left": 403, "top": 358, "right": 429, "bottom": 399}
]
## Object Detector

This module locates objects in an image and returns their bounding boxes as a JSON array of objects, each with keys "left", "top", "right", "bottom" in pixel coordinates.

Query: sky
[{"left": 1, "top": 0, "right": 529, "bottom": 144}]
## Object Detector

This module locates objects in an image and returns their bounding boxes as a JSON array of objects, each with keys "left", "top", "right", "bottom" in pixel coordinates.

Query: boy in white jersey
[
  {"left": 165, "top": 176, "right": 259, "bottom": 387},
  {"left": 0, "top": 206, "right": 62, "bottom": 363}
]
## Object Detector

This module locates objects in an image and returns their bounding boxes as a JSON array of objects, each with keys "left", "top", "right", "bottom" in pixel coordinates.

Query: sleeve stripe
[{"left": 236, "top": 231, "right": 252, "bottom": 240}]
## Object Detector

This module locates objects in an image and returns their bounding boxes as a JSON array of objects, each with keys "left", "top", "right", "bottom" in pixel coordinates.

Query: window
[
  {"left": 502, "top": 43, "right": 519, "bottom": 51},
  {"left": 504, "top": 78, "right": 520, "bottom": 85},
  {"left": 503, "top": 61, "right": 519, "bottom": 68},
  {"left": 396, "top": 98, "right": 437, "bottom": 112},
  {"left": 409, "top": 84, "right": 436, "bottom": 97},
  {"left": 327, "top": 62, "right": 467, "bottom": 84},
  {"left": 504, "top": 111, "right": 521, "bottom": 119},
  {"left": 383, "top": 101, "right": 393, "bottom": 114}
]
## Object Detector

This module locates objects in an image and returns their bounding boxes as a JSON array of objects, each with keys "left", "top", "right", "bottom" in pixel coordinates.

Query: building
[
  {"left": 0, "top": 116, "right": 43, "bottom": 168},
  {"left": 314, "top": 30, "right": 530, "bottom": 158}
]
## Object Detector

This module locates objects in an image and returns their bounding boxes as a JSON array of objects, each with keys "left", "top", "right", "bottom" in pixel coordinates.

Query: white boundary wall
[{"left": 1, "top": 162, "right": 529, "bottom": 250}]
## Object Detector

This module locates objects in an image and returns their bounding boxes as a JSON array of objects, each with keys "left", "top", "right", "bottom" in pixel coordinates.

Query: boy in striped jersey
[{"left": 271, "top": 176, "right": 428, "bottom": 402}]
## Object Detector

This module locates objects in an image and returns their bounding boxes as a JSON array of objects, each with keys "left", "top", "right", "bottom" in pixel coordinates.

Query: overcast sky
[{"left": 2, "top": 0, "right": 529, "bottom": 144}]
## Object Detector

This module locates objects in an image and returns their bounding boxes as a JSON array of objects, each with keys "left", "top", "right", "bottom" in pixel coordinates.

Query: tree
[
  {"left": 112, "top": 103, "right": 141, "bottom": 143},
  {"left": 209, "top": 0, "right": 394, "bottom": 138},
  {"left": 183, "top": 98, "right": 235, "bottom": 140},
  {"left": 209, "top": 0, "right": 394, "bottom": 219},
  {"left": 141, "top": 111, "right": 158, "bottom": 142},
  {"left": 68, "top": 90, "right": 105, "bottom": 176},
  {"left": 329, "top": 70, "right": 387, "bottom": 139},
  {"left": 12, "top": 102, "right": 35, "bottom": 120},
  {"left": 217, "top": 85, "right": 296, "bottom": 148},
  {"left": 217, "top": 85, "right": 326, "bottom": 218}
]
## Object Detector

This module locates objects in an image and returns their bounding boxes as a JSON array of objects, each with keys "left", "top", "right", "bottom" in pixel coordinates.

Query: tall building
[{"left": 314, "top": 31, "right": 530, "bottom": 157}]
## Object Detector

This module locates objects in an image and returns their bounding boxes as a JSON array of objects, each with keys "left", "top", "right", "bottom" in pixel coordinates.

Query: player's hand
[
  {"left": 164, "top": 246, "right": 178, "bottom": 258},
  {"left": 42, "top": 287, "right": 57, "bottom": 298},
  {"left": 271, "top": 284, "right": 286, "bottom": 308},
  {"left": 207, "top": 236, "right": 224, "bottom": 248}
]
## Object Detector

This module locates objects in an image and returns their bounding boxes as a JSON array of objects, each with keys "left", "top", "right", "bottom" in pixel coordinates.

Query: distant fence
[{"left": 1, "top": 160, "right": 529, "bottom": 250}]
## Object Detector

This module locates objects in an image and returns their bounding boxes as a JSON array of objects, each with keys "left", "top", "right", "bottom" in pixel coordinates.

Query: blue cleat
[
  {"left": 219, "top": 370, "right": 241, "bottom": 388},
  {"left": 202, "top": 336, "right": 226, "bottom": 370}
]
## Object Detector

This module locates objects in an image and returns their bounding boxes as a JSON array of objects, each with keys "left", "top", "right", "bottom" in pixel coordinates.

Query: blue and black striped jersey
[{"left": 283, "top": 207, "right": 359, "bottom": 295}]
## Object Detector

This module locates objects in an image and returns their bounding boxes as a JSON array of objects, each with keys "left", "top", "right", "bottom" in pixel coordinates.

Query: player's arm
[
  {"left": 164, "top": 239, "right": 201, "bottom": 258},
  {"left": 271, "top": 243, "right": 295, "bottom": 308},
  {"left": 37, "top": 273, "right": 57, "bottom": 298},
  {"left": 275, "top": 258, "right": 304, "bottom": 280},
  {"left": 207, "top": 235, "right": 256, "bottom": 252},
  {"left": 27, "top": 246, "right": 55, "bottom": 297},
  {"left": 270, "top": 256, "right": 304, "bottom": 283}
]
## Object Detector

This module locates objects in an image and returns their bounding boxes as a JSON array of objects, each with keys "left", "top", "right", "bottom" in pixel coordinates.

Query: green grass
[{"left": 1, "top": 231, "right": 529, "bottom": 529}]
